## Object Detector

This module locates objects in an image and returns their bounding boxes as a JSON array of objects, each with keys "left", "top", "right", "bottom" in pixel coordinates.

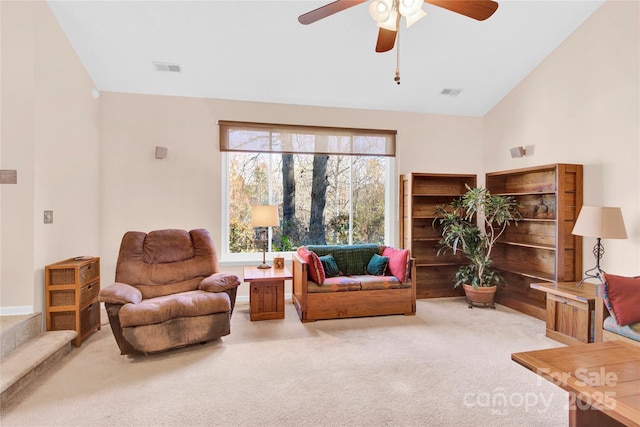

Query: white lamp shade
[
  {"left": 251, "top": 205, "right": 279, "bottom": 228},
  {"left": 572, "top": 206, "right": 628, "bottom": 239},
  {"left": 378, "top": 9, "right": 399, "bottom": 31},
  {"left": 399, "top": 0, "right": 423, "bottom": 17},
  {"left": 369, "top": 0, "right": 392, "bottom": 23},
  {"left": 405, "top": 8, "right": 427, "bottom": 28}
]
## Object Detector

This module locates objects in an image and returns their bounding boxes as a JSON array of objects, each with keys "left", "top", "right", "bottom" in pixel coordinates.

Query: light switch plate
[
  {"left": 44, "top": 210, "right": 53, "bottom": 224},
  {"left": 0, "top": 170, "right": 17, "bottom": 184}
]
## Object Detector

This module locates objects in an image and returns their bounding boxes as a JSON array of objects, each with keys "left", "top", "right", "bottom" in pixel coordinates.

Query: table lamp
[
  {"left": 251, "top": 205, "right": 279, "bottom": 269},
  {"left": 572, "top": 206, "right": 627, "bottom": 285}
]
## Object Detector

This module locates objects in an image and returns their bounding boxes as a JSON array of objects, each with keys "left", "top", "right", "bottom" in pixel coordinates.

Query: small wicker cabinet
[{"left": 45, "top": 257, "right": 101, "bottom": 347}]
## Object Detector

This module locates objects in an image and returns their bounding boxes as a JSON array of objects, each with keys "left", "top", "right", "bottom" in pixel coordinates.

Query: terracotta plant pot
[{"left": 463, "top": 284, "right": 497, "bottom": 309}]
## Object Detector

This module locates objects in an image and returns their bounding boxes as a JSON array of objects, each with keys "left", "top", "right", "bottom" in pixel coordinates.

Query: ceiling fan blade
[
  {"left": 375, "top": 28, "right": 397, "bottom": 53},
  {"left": 425, "top": 0, "right": 499, "bottom": 21},
  {"left": 298, "top": 0, "right": 367, "bottom": 25}
]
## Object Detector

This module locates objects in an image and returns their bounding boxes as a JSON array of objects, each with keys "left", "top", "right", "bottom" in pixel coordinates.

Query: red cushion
[
  {"left": 382, "top": 247, "right": 409, "bottom": 282},
  {"left": 604, "top": 274, "right": 640, "bottom": 326},
  {"left": 297, "top": 247, "right": 325, "bottom": 285}
]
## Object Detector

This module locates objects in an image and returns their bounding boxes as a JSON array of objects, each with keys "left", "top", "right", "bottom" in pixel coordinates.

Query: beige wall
[
  {"left": 484, "top": 0, "right": 639, "bottom": 276},
  {"left": 0, "top": 1, "right": 100, "bottom": 314},
  {"left": 1, "top": 0, "right": 638, "bottom": 312},
  {"left": 99, "top": 94, "right": 483, "bottom": 298}
]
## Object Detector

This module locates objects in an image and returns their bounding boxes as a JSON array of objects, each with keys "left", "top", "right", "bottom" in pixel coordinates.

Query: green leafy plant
[{"left": 433, "top": 186, "right": 522, "bottom": 289}]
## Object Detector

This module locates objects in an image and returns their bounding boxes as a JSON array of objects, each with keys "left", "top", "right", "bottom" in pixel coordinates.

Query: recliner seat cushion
[{"left": 119, "top": 290, "right": 231, "bottom": 328}]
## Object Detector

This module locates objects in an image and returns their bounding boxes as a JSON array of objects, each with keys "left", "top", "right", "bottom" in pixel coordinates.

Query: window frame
[{"left": 219, "top": 121, "right": 398, "bottom": 263}]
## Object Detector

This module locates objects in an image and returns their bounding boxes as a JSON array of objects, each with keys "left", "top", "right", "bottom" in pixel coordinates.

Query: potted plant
[{"left": 433, "top": 186, "right": 521, "bottom": 308}]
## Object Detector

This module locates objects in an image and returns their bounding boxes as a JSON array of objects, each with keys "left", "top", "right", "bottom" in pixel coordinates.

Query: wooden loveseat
[
  {"left": 594, "top": 274, "right": 640, "bottom": 347},
  {"left": 292, "top": 244, "right": 416, "bottom": 322}
]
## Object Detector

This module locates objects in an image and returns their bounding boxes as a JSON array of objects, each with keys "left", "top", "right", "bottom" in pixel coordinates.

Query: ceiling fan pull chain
[{"left": 394, "top": 26, "right": 401, "bottom": 85}]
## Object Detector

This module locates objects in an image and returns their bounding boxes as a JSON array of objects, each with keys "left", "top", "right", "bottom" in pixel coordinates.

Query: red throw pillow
[
  {"left": 297, "top": 247, "right": 325, "bottom": 285},
  {"left": 604, "top": 274, "right": 640, "bottom": 326},
  {"left": 382, "top": 247, "right": 409, "bottom": 282}
]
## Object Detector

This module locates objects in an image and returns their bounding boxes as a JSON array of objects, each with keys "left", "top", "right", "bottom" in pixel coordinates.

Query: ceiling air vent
[
  {"left": 153, "top": 62, "right": 181, "bottom": 73},
  {"left": 440, "top": 88, "right": 462, "bottom": 97}
]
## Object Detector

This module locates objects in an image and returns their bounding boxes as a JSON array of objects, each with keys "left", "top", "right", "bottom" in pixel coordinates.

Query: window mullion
[
  {"left": 348, "top": 152, "right": 354, "bottom": 245},
  {"left": 267, "top": 132, "right": 274, "bottom": 253}
]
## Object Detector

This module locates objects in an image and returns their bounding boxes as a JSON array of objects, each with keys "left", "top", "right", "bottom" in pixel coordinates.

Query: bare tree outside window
[{"left": 228, "top": 152, "right": 386, "bottom": 252}]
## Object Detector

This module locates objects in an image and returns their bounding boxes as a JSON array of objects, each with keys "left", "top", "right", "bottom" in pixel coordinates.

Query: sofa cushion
[
  {"left": 297, "top": 247, "right": 325, "bottom": 284},
  {"left": 320, "top": 254, "right": 341, "bottom": 278},
  {"left": 119, "top": 290, "right": 231, "bottom": 328},
  {"left": 603, "top": 273, "right": 640, "bottom": 326},
  {"left": 356, "top": 275, "right": 409, "bottom": 290},
  {"left": 306, "top": 244, "right": 380, "bottom": 276},
  {"left": 383, "top": 247, "right": 409, "bottom": 282},
  {"left": 307, "top": 276, "right": 361, "bottom": 293},
  {"left": 367, "top": 254, "right": 389, "bottom": 276},
  {"left": 603, "top": 316, "right": 640, "bottom": 342},
  {"left": 602, "top": 280, "right": 619, "bottom": 324}
]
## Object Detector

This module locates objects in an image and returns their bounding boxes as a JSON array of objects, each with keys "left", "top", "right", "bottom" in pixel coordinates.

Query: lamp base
[
  {"left": 257, "top": 263, "right": 272, "bottom": 269},
  {"left": 577, "top": 238, "right": 606, "bottom": 286}
]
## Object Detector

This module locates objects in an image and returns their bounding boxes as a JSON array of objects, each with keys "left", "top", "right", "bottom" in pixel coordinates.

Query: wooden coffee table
[
  {"left": 512, "top": 341, "right": 640, "bottom": 427},
  {"left": 243, "top": 266, "right": 293, "bottom": 321}
]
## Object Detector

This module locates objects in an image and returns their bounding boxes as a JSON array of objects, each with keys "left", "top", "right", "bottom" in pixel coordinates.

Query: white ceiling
[{"left": 47, "top": 0, "right": 605, "bottom": 117}]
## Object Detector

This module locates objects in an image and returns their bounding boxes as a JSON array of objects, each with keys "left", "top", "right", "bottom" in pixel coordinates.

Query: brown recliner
[{"left": 99, "top": 228, "right": 240, "bottom": 355}]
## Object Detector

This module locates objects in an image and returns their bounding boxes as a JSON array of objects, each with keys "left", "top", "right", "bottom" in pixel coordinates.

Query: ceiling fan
[{"left": 298, "top": 0, "right": 499, "bottom": 53}]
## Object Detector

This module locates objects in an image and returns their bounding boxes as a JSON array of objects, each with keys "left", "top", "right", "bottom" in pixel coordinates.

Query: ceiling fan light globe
[
  {"left": 405, "top": 8, "right": 427, "bottom": 28},
  {"left": 399, "top": 0, "right": 423, "bottom": 17},
  {"left": 369, "top": 0, "right": 392, "bottom": 23},
  {"left": 378, "top": 9, "right": 399, "bottom": 31}
]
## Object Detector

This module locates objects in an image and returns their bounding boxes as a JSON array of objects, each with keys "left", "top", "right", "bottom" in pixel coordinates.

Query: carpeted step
[
  {"left": 0, "top": 313, "right": 43, "bottom": 359},
  {"left": 0, "top": 330, "right": 77, "bottom": 410}
]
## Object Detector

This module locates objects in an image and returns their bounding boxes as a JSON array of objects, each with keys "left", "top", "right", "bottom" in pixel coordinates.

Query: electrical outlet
[{"left": 44, "top": 210, "right": 53, "bottom": 224}]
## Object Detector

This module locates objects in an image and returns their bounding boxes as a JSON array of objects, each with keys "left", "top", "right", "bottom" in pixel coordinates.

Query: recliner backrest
[{"left": 115, "top": 228, "right": 220, "bottom": 299}]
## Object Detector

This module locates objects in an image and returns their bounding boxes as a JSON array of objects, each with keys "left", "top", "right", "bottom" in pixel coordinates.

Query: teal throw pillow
[
  {"left": 367, "top": 254, "right": 389, "bottom": 276},
  {"left": 320, "top": 254, "right": 340, "bottom": 278}
]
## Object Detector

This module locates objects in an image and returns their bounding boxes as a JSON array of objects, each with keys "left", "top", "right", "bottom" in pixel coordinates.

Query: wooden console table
[
  {"left": 512, "top": 341, "right": 640, "bottom": 427},
  {"left": 531, "top": 281, "right": 597, "bottom": 345},
  {"left": 243, "top": 266, "right": 292, "bottom": 321}
]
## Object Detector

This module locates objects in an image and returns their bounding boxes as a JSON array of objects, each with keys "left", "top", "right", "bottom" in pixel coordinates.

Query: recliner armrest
[
  {"left": 199, "top": 273, "right": 240, "bottom": 292},
  {"left": 99, "top": 282, "right": 142, "bottom": 305}
]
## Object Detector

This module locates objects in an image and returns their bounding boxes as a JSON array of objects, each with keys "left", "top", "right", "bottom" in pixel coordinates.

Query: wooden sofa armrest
[
  {"left": 292, "top": 252, "right": 308, "bottom": 298},
  {"left": 408, "top": 257, "right": 417, "bottom": 309}
]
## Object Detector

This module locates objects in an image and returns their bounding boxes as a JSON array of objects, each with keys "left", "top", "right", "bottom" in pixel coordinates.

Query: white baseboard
[{"left": 0, "top": 306, "right": 35, "bottom": 316}]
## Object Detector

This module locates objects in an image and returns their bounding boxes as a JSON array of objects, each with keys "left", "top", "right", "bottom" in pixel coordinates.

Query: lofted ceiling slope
[{"left": 47, "top": 0, "right": 605, "bottom": 117}]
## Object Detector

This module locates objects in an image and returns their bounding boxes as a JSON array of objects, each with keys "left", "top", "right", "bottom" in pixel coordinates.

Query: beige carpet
[{"left": 1, "top": 298, "right": 569, "bottom": 427}]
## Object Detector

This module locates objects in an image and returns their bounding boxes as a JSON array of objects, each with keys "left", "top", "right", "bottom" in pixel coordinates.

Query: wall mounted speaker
[
  {"left": 510, "top": 146, "right": 526, "bottom": 158},
  {"left": 155, "top": 146, "right": 168, "bottom": 159}
]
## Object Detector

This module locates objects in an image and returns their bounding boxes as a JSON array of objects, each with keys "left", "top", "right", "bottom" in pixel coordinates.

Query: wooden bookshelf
[
  {"left": 400, "top": 173, "right": 477, "bottom": 298},
  {"left": 486, "top": 164, "right": 583, "bottom": 320}
]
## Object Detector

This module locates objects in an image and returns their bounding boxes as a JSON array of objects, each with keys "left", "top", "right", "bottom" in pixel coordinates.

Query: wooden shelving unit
[
  {"left": 400, "top": 173, "right": 477, "bottom": 299},
  {"left": 486, "top": 164, "right": 583, "bottom": 320},
  {"left": 45, "top": 257, "right": 101, "bottom": 347}
]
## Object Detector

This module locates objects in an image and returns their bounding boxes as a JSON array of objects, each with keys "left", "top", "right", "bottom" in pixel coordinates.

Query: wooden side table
[
  {"left": 530, "top": 281, "right": 597, "bottom": 345},
  {"left": 243, "top": 266, "right": 293, "bottom": 321}
]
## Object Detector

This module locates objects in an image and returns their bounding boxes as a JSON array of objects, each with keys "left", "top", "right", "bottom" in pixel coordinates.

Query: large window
[{"left": 220, "top": 121, "right": 396, "bottom": 258}]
